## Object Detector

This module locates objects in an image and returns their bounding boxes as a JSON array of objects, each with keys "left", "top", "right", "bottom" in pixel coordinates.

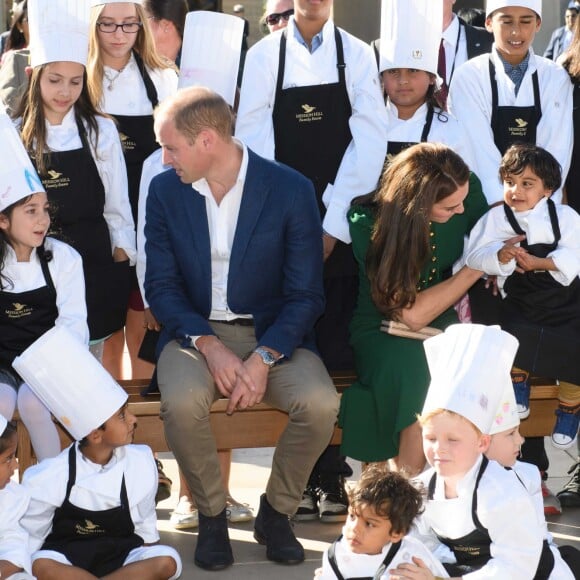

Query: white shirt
[
  {"left": 512, "top": 461, "right": 575, "bottom": 580},
  {"left": 442, "top": 15, "right": 469, "bottom": 87},
  {"left": 236, "top": 17, "right": 388, "bottom": 243},
  {"left": 465, "top": 197, "right": 580, "bottom": 295},
  {"left": 100, "top": 53, "right": 178, "bottom": 115},
  {"left": 385, "top": 100, "right": 478, "bottom": 175},
  {"left": 448, "top": 47, "right": 573, "bottom": 205},
  {"left": 41, "top": 109, "right": 136, "bottom": 264},
  {"left": 2, "top": 238, "right": 88, "bottom": 345},
  {"left": 21, "top": 443, "right": 159, "bottom": 552},
  {"left": 193, "top": 142, "right": 250, "bottom": 320},
  {"left": 319, "top": 528, "right": 449, "bottom": 579},
  {"left": 0, "top": 482, "right": 32, "bottom": 574},
  {"left": 411, "top": 456, "right": 545, "bottom": 580}
]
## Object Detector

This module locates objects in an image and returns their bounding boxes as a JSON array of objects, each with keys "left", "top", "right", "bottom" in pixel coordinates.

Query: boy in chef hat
[
  {"left": 0, "top": 413, "right": 35, "bottom": 580},
  {"left": 485, "top": 384, "right": 578, "bottom": 578},
  {"left": 392, "top": 324, "right": 545, "bottom": 580},
  {"left": 449, "top": 0, "right": 572, "bottom": 208},
  {"left": 12, "top": 326, "right": 182, "bottom": 579}
]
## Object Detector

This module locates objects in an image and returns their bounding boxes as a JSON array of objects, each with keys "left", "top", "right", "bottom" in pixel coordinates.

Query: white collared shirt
[
  {"left": 236, "top": 17, "right": 388, "bottom": 243},
  {"left": 32, "top": 109, "right": 137, "bottom": 263},
  {"left": 1, "top": 238, "right": 89, "bottom": 345},
  {"left": 448, "top": 47, "right": 573, "bottom": 205},
  {"left": 192, "top": 141, "right": 250, "bottom": 321},
  {"left": 21, "top": 443, "right": 159, "bottom": 552}
]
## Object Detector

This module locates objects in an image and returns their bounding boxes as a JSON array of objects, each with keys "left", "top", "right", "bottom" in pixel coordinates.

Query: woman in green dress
[{"left": 340, "top": 143, "right": 488, "bottom": 474}]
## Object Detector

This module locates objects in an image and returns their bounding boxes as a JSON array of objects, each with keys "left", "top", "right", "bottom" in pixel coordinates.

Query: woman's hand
[
  {"left": 112, "top": 247, "right": 129, "bottom": 262},
  {"left": 143, "top": 308, "right": 161, "bottom": 331}
]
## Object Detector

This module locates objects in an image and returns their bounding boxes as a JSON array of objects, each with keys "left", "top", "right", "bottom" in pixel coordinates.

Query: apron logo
[
  {"left": 42, "top": 169, "right": 71, "bottom": 190},
  {"left": 119, "top": 132, "right": 136, "bottom": 152},
  {"left": 509, "top": 118, "right": 529, "bottom": 138},
  {"left": 5, "top": 302, "right": 33, "bottom": 318},
  {"left": 412, "top": 49, "right": 423, "bottom": 59},
  {"left": 75, "top": 519, "right": 106, "bottom": 536},
  {"left": 296, "top": 104, "right": 323, "bottom": 123}
]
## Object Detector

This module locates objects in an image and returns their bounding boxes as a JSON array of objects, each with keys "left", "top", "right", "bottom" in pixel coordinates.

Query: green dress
[{"left": 339, "top": 174, "right": 488, "bottom": 462}]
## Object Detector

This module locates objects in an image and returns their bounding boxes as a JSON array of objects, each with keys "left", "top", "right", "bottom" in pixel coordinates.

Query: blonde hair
[
  {"left": 87, "top": 3, "right": 173, "bottom": 107},
  {"left": 418, "top": 409, "right": 483, "bottom": 437},
  {"left": 155, "top": 86, "right": 234, "bottom": 142}
]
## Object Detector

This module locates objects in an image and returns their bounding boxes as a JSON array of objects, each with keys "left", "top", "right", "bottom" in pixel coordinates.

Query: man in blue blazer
[
  {"left": 544, "top": 4, "right": 578, "bottom": 61},
  {"left": 145, "top": 87, "right": 339, "bottom": 571}
]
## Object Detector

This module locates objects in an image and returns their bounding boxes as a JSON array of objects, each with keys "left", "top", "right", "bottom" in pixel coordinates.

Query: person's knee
[
  {"left": 291, "top": 382, "right": 339, "bottom": 430},
  {"left": 17, "top": 385, "right": 50, "bottom": 421},
  {"left": 32, "top": 558, "right": 60, "bottom": 579}
]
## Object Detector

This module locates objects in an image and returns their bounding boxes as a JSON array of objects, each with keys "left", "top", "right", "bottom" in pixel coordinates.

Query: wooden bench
[{"left": 15, "top": 372, "right": 559, "bottom": 480}]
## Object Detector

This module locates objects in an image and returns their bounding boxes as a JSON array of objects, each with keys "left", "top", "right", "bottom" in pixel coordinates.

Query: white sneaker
[
  {"left": 226, "top": 498, "right": 253, "bottom": 523},
  {"left": 170, "top": 496, "right": 199, "bottom": 530}
]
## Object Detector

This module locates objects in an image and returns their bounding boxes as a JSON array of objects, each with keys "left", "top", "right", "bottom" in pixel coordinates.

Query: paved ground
[{"left": 155, "top": 441, "right": 580, "bottom": 580}]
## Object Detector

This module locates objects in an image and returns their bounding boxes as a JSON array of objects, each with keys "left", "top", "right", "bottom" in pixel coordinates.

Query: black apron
[
  {"left": 272, "top": 27, "right": 356, "bottom": 370},
  {"left": 430, "top": 457, "right": 553, "bottom": 578},
  {"left": 327, "top": 535, "right": 402, "bottom": 580},
  {"left": 39, "top": 117, "right": 130, "bottom": 341},
  {"left": 385, "top": 104, "right": 434, "bottom": 160},
  {"left": 41, "top": 445, "right": 144, "bottom": 577},
  {"left": 111, "top": 51, "right": 160, "bottom": 306},
  {"left": 501, "top": 200, "right": 580, "bottom": 383},
  {"left": 489, "top": 58, "right": 542, "bottom": 155},
  {"left": 0, "top": 245, "right": 57, "bottom": 368}
]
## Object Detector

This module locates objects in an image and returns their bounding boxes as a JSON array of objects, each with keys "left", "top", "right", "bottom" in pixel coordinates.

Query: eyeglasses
[
  {"left": 97, "top": 21, "right": 142, "bottom": 34},
  {"left": 265, "top": 8, "right": 293, "bottom": 26}
]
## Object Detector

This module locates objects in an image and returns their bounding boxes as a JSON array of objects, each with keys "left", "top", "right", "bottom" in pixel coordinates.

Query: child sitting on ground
[
  {"left": 14, "top": 326, "right": 182, "bottom": 580},
  {"left": 486, "top": 381, "right": 578, "bottom": 578},
  {"left": 465, "top": 143, "right": 580, "bottom": 451},
  {"left": 393, "top": 324, "right": 545, "bottom": 580},
  {"left": 0, "top": 414, "right": 34, "bottom": 580},
  {"left": 316, "top": 465, "right": 448, "bottom": 579}
]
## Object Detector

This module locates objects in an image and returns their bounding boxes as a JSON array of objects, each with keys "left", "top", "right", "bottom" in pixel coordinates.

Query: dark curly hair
[
  {"left": 348, "top": 465, "right": 424, "bottom": 535},
  {"left": 499, "top": 143, "right": 561, "bottom": 193}
]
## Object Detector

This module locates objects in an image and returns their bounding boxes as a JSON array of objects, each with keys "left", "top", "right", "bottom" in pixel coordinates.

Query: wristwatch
[{"left": 253, "top": 347, "right": 279, "bottom": 368}]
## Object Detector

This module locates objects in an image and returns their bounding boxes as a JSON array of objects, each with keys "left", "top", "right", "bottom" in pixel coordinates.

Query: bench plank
[{"left": 15, "top": 374, "right": 558, "bottom": 480}]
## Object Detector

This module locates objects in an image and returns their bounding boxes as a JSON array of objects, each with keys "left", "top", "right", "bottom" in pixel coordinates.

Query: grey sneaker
[
  {"left": 293, "top": 485, "right": 319, "bottom": 521},
  {"left": 318, "top": 475, "right": 348, "bottom": 523}
]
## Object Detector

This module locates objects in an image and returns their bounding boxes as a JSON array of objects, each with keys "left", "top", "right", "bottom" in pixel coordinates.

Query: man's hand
[
  {"left": 323, "top": 232, "right": 337, "bottom": 261},
  {"left": 197, "top": 336, "right": 256, "bottom": 398},
  {"left": 143, "top": 308, "right": 161, "bottom": 331},
  {"left": 226, "top": 352, "right": 269, "bottom": 415}
]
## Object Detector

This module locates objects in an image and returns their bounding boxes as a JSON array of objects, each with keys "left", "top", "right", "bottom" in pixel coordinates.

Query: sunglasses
[{"left": 265, "top": 8, "right": 294, "bottom": 26}]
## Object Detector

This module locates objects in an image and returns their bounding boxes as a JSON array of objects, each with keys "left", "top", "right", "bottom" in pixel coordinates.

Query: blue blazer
[{"left": 144, "top": 148, "right": 325, "bottom": 358}]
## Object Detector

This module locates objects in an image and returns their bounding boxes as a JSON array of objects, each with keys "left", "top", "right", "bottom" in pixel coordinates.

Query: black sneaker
[
  {"left": 293, "top": 484, "right": 319, "bottom": 521},
  {"left": 557, "top": 460, "right": 580, "bottom": 508},
  {"left": 318, "top": 474, "right": 349, "bottom": 523}
]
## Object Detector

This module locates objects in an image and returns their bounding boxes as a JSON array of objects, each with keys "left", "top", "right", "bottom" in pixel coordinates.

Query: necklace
[{"left": 104, "top": 65, "right": 126, "bottom": 91}]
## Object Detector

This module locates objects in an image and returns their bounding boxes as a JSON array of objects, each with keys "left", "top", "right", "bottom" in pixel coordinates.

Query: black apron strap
[
  {"left": 545, "top": 198, "right": 560, "bottom": 244},
  {"left": 374, "top": 540, "right": 403, "bottom": 579},
  {"left": 38, "top": 243, "right": 56, "bottom": 298},
  {"left": 471, "top": 456, "right": 489, "bottom": 532},
  {"left": 503, "top": 202, "right": 526, "bottom": 236},
  {"left": 489, "top": 58, "right": 499, "bottom": 138},
  {"left": 132, "top": 50, "right": 159, "bottom": 108},
  {"left": 327, "top": 537, "right": 346, "bottom": 580},
  {"left": 64, "top": 444, "right": 77, "bottom": 501},
  {"left": 532, "top": 70, "right": 542, "bottom": 125},
  {"left": 335, "top": 27, "right": 346, "bottom": 86},
  {"left": 421, "top": 105, "right": 435, "bottom": 142},
  {"left": 275, "top": 30, "right": 288, "bottom": 96}
]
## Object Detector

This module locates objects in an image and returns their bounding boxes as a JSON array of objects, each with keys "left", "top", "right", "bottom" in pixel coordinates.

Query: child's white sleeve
[{"left": 0, "top": 483, "right": 33, "bottom": 574}]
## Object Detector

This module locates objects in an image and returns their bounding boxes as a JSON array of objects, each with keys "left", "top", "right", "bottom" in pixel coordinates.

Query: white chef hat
[
  {"left": 91, "top": 0, "right": 143, "bottom": 5},
  {"left": 379, "top": 0, "right": 443, "bottom": 75},
  {"left": 489, "top": 380, "right": 520, "bottom": 435},
  {"left": 422, "top": 324, "right": 519, "bottom": 433},
  {"left": 486, "top": 0, "right": 542, "bottom": 18},
  {"left": 178, "top": 11, "right": 244, "bottom": 108},
  {"left": 28, "top": 0, "right": 91, "bottom": 68},
  {"left": 0, "top": 414, "right": 7, "bottom": 437},
  {"left": 0, "top": 109, "right": 45, "bottom": 213},
  {"left": 12, "top": 326, "right": 128, "bottom": 441}
]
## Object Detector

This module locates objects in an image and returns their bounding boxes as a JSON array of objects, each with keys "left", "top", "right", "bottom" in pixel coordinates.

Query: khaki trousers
[{"left": 157, "top": 322, "right": 339, "bottom": 516}]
